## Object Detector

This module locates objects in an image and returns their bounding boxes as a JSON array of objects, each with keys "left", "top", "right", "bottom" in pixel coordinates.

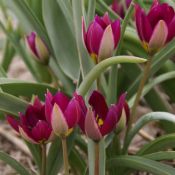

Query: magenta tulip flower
[
  {"left": 78, "top": 91, "right": 130, "bottom": 141},
  {"left": 26, "top": 32, "right": 49, "bottom": 64},
  {"left": 111, "top": 0, "right": 132, "bottom": 18},
  {"left": 45, "top": 91, "right": 82, "bottom": 137},
  {"left": 7, "top": 96, "right": 54, "bottom": 144},
  {"left": 82, "top": 13, "right": 121, "bottom": 63},
  {"left": 135, "top": 0, "right": 175, "bottom": 54}
]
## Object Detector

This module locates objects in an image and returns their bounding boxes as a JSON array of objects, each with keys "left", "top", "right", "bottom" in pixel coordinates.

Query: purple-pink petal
[
  {"left": 31, "top": 120, "right": 52, "bottom": 142},
  {"left": 86, "top": 21, "right": 104, "bottom": 55},
  {"left": 100, "top": 105, "right": 118, "bottom": 136},
  {"left": 111, "top": 20, "right": 121, "bottom": 47},
  {"left": 52, "top": 92, "right": 70, "bottom": 112},
  {"left": 26, "top": 32, "right": 38, "bottom": 57},
  {"left": 7, "top": 116, "right": 19, "bottom": 132},
  {"left": 64, "top": 98, "right": 81, "bottom": 128},
  {"left": 89, "top": 90, "right": 108, "bottom": 120},
  {"left": 167, "top": 16, "right": 175, "bottom": 41},
  {"left": 85, "top": 108, "right": 102, "bottom": 141}
]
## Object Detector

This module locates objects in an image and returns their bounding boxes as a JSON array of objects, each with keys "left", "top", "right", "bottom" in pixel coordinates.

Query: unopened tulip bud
[
  {"left": 135, "top": 0, "right": 175, "bottom": 54},
  {"left": 26, "top": 32, "right": 49, "bottom": 64}
]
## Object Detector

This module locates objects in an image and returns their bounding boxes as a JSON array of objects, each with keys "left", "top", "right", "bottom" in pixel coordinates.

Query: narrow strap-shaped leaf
[
  {"left": 144, "top": 151, "right": 175, "bottom": 161},
  {"left": 72, "top": 0, "right": 93, "bottom": 79},
  {"left": 0, "top": 91, "right": 28, "bottom": 115},
  {"left": 107, "top": 155, "right": 175, "bottom": 175},
  {"left": 129, "top": 71, "right": 175, "bottom": 106},
  {"left": 43, "top": 0, "right": 80, "bottom": 80},
  {"left": 0, "top": 151, "right": 31, "bottom": 175},
  {"left": 137, "top": 134, "right": 175, "bottom": 155},
  {"left": 0, "top": 78, "right": 57, "bottom": 100},
  {"left": 123, "top": 112, "right": 175, "bottom": 153}
]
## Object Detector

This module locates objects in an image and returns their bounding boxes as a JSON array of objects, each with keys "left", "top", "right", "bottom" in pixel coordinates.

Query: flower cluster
[{"left": 7, "top": 90, "right": 129, "bottom": 143}]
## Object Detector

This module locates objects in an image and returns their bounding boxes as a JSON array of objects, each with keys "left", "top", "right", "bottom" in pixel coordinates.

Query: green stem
[
  {"left": 108, "top": 0, "right": 136, "bottom": 103},
  {"left": 94, "top": 142, "right": 100, "bottom": 175},
  {"left": 77, "top": 56, "right": 146, "bottom": 96},
  {"left": 123, "top": 57, "right": 152, "bottom": 153},
  {"left": 61, "top": 137, "right": 69, "bottom": 175},
  {"left": 41, "top": 144, "right": 46, "bottom": 175}
]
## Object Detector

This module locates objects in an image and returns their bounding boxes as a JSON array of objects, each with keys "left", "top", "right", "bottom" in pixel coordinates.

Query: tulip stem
[
  {"left": 123, "top": 57, "right": 152, "bottom": 153},
  {"left": 61, "top": 137, "right": 69, "bottom": 175},
  {"left": 94, "top": 142, "right": 100, "bottom": 175},
  {"left": 41, "top": 144, "right": 46, "bottom": 175}
]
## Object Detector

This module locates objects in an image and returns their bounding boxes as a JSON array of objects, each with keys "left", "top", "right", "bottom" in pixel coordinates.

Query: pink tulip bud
[
  {"left": 82, "top": 13, "right": 121, "bottom": 63},
  {"left": 45, "top": 90, "right": 82, "bottom": 137},
  {"left": 135, "top": 0, "right": 175, "bottom": 54},
  {"left": 26, "top": 32, "right": 49, "bottom": 64}
]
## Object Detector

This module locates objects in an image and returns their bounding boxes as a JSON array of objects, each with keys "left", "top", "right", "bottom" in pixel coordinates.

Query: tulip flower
[
  {"left": 111, "top": 0, "right": 132, "bottom": 18},
  {"left": 7, "top": 96, "right": 54, "bottom": 144},
  {"left": 82, "top": 13, "right": 121, "bottom": 63},
  {"left": 26, "top": 32, "right": 49, "bottom": 64},
  {"left": 135, "top": 0, "right": 175, "bottom": 54},
  {"left": 78, "top": 91, "right": 129, "bottom": 141},
  {"left": 45, "top": 91, "right": 82, "bottom": 137}
]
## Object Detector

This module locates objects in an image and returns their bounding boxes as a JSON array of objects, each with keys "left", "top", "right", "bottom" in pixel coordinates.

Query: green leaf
[
  {"left": 144, "top": 151, "right": 175, "bottom": 161},
  {"left": 43, "top": 0, "right": 80, "bottom": 80},
  {"left": 137, "top": 134, "right": 175, "bottom": 155},
  {"left": 0, "top": 78, "right": 57, "bottom": 100},
  {"left": 69, "top": 148, "right": 86, "bottom": 175},
  {"left": 123, "top": 112, "right": 175, "bottom": 153},
  {"left": 0, "top": 91, "right": 28, "bottom": 116},
  {"left": 87, "top": 0, "right": 96, "bottom": 25},
  {"left": 78, "top": 56, "right": 146, "bottom": 96},
  {"left": 25, "top": 142, "right": 41, "bottom": 171},
  {"left": 0, "top": 151, "right": 31, "bottom": 175},
  {"left": 72, "top": 0, "right": 93, "bottom": 78},
  {"left": 129, "top": 71, "right": 175, "bottom": 106},
  {"left": 107, "top": 155, "right": 175, "bottom": 175}
]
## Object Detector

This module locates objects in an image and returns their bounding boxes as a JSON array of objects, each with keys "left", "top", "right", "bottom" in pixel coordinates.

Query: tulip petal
[
  {"left": 89, "top": 91, "right": 108, "bottom": 120},
  {"left": 135, "top": 5, "right": 152, "bottom": 42},
  {"left": 53, "top": 92, "right": 70, "bottom": 112},
  {"left": 85, "top": 108, "right": 102, "bottom": 141},
  {"left": 86, "top": 21, "right": 104, "bottom": 55},
  {"left": 100, "top": 105, "right": 118, "bottom": 136},
  {"left": 167, "top": 16, "right": 175, "bottom": 41},
  {"left": 19, "top": 126, "right": 38, "bottom": 144},
  {"left": 45, "top": 91, "right": 53, "bottom": 124},
  {"left": 7, "top": 116, "right": 19, "bottom": 132},
  {"left": 102, "top": 12, "right": 111, "bottom": 26},
  {"left": 98, "top": 25, "right": 115, "bottom": 60},
  {"left": 33, "top": 96, "right": 43, "bottom": 109},
  {"left": 26, "top": 32, "right": 38, "bottom": 57},
  {"left": 35, "top": 36, "right": 49, "bottom": 61},
  {"left": 74, "top": 93, "right": 87, "bottom": 132},
  {"left": 51, "top": 104, "right": 68, "bottom": 136},
  {"left": 148, "top": 3, "right": 174, "bottom": 26},
  {"left": 111, "top": 20, "right": 121, "bottom": 47},
  {"left": 148, "top": 20, "right": 168, "bottom": 51},
  {"left": 64, "top": 98, "right": 81, "bottom": 128},
  {"left": 32, "top": 120, "right": 52, "bottom": 142}
]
